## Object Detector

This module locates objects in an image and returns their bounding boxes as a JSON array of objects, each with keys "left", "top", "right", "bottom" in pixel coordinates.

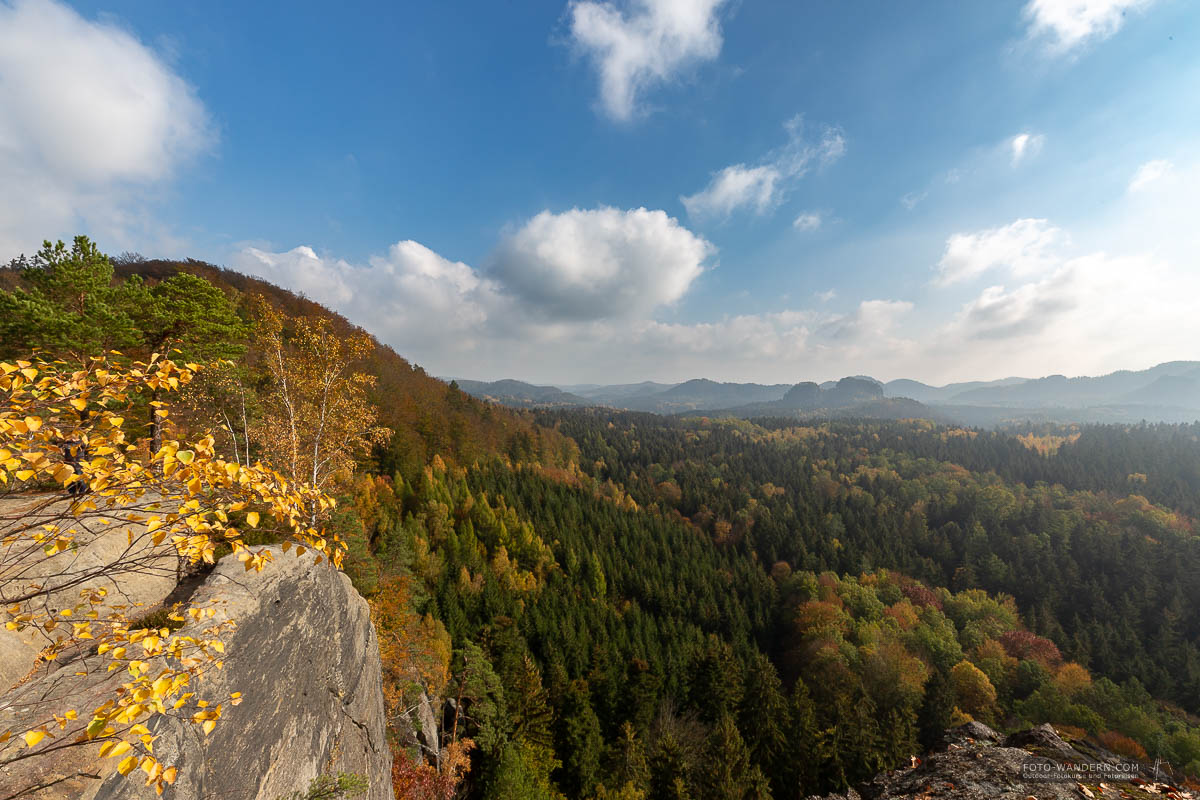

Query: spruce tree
[
  {"left": 738, "top": 652, "right": 790, "bottom": 789},
  {"left": 697, "top": 714, "right": 772, "bottom": 800}
]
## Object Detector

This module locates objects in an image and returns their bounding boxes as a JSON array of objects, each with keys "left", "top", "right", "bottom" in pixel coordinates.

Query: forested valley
[{"left": 4, "top": 239, "right": 1200, "bottom": 799}]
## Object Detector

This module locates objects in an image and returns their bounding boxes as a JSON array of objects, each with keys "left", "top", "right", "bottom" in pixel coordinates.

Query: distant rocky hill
[
  {"left": 623, "top": 378, "right": 792, "bottom": 412},
  {"left": 455, "top": 376, "right": 792, "bottom": 413},
  {"left": 882, "top": 376, "right": 1029, "bottom": 405},
  {"left": 943, "top": 361, "right": 1200, "bottom": 408},
  {"left": 703, "top": 377, "right": 939, "bottom": 421},
  {"left": 562, "top": 380, "right": 678, "bottom": 404},
  {"left": 811, "top": 722, "right": 1196, "bottom": 800},
  {"left": 453, "top": 378, "right": 591, "bottom": 408}
]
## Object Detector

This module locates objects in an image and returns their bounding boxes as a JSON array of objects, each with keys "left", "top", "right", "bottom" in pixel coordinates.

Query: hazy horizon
[
  {"left": 1, "top": 0, "right": 1197, "bottom": 384},
  {"left": 446, "top": 357, "right": 1199, "bottom": 393}
]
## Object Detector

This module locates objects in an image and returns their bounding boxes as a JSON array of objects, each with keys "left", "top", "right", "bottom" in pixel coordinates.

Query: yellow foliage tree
[
  {"left": 1054, "top": 662, "right": 1093, "bottom": 698},
  {"left": 254, "top": 304, "right": 391, "bottom": 500},
  {"left": 949, "top": 660, "right": 998, "bottom": 720},
  {"left": 0, "top": 354, "right": 341, "bottom": 795}
]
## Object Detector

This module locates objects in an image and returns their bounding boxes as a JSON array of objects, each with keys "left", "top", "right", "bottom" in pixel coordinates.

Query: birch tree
[{"left": 254, "top": 303, "right": 391, "bottom": 498}]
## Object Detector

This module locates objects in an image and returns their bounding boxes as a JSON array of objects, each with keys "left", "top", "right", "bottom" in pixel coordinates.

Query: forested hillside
[
  {"left": 1, "top": 244, "right": 573, "bottom": 478},
  {"left": 5, "top": 238, "right": 1200, "bottom": 799}
]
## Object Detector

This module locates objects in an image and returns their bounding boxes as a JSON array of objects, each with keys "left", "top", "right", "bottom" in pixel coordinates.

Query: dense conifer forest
[{"left": 344, "top": 412, "right": 1200, "bottom": 798}]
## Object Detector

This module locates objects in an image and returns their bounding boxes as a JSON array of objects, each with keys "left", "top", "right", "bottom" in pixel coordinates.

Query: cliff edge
[{"left": 0, "top": 545, "right": 394, "bottom": 800}]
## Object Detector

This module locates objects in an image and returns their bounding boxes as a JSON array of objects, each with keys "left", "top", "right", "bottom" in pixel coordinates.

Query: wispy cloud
[
  {"left": 1023, "top": 0, "right": 1155, "bottom": 53},
  {"left": 682, "top": 115, "right": 845, "bottom": 221},
  {"left": 567, "top": 0, "right": 728, "bottom": 121},
  {"left": 1010, "top": 132, "right": 1045, "bottom": 165},
  {"left": 793, "top": 212, "right": 822, "bottom": 231},
  {"left": 1128, "top": 159, "right": 1175, "bottom": 193}
]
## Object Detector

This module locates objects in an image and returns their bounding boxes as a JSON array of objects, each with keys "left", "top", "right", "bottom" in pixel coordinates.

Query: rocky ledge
[
  {"left": 0, "top": 545, "right": 394, "bottom": 800},
  {"left": 810, "top": 722, "right": 1194, "bottom": 800}
]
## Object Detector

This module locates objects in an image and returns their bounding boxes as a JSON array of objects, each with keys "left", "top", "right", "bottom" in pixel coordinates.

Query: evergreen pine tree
[
  {"left": 697, "top": 714, "right": 772, "bottom": 800},
  {"left": 917, "top": 667, "right": 956, "bottom": 750}
]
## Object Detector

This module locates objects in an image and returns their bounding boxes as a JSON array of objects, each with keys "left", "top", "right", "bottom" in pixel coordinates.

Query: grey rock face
[
  {"left": 806, "top": 724, "right": 1190, "bottom": 800},
  {"left": 0, "top": 546, "right": 394, "bottom": 800},
  {"left": 939, "top": 720, "right": 1001, "bottom": 749},
  {"left": 0, "top": 494, "right": 178, "bottom": 693},
  {"left": 808, "top": 722, "right": 1192, "bottom": 800}
]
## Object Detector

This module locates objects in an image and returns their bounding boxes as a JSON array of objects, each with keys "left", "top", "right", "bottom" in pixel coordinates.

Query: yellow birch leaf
[{"left": 100, "top": 740, "right": 132, "bottom": 758}]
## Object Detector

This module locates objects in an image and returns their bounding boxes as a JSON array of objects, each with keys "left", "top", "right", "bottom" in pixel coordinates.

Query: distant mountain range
[{"left": 452, "top": 361, "right": 1200, "bottom": 425}]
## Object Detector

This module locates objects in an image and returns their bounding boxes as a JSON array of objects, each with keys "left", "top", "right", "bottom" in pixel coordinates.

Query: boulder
[
  {"left": 1003, "top": 722, "right": 1085, "bottom": 762},
  {"left": 939, "top": 720, "right": 1001, "bottom": 749}
]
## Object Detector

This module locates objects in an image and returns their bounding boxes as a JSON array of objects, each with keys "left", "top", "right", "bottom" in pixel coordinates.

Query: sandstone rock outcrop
[
  {"left": 0, "top": 494, "right": 178, "bottom": 692},
  {"left": 808, "top": 722, "right": 1194, "bottom": 800},
  {"left": 0, "top": 545, "right": 393, "bottom": 800}
]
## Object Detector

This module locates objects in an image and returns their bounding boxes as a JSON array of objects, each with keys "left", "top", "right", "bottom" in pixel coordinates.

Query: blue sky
[{"left": 0, "top": 0, "right": 1196, "bottom": 384}]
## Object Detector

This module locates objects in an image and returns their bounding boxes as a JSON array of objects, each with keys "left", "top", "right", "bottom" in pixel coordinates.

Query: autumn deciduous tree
[
  {"left": 1054, "top": 662, "right": 1093, "bottom": 698},
  {"left": 949, "top": 660, "right": 998, "bottom": 720},
  {"left": 254, "top": 303, "right": 391, "bottom": 499},
  {"left": 0, "top": 355, "right": 340, "bottom": 796},
  {"left": 370, "top": 576, "right": 453, "bottom": 754}
]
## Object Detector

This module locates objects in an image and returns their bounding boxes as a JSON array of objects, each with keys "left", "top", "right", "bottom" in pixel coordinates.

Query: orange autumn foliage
[{"left": 1097, "top": 730, "right": 1148, "bottom": 761}]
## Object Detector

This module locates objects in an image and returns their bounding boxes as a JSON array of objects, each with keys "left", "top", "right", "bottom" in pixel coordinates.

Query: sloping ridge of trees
[
  {"left": 110, "top": 257, "right": 576, "bottom": 477},
  {"left": 0, "top": 250, "right": 575, "bottom": 480}
]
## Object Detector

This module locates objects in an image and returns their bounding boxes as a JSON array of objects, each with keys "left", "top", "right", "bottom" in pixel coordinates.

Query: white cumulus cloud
[
  {"left": 233, "top": 206, "right": 714, "bottom": 373},
  {"left": 232, "top": 164, "right": 1200, "bottom": 384},
  {"left": 488, "top": 206, "right": 712, "bottom": 320},
  {"left": 682, "top": 115, "right": 845, "bottom": 221},
  {"left": 823, "top": 299, "right": 914, "bottom": 342},
  {"left": 568, "top": 0, "right": 728, "bottom": 121},
  {"left": 234, "top": 240, "right": 509, "bottom": 358},
  {"left": 0, "top": 0, "right": 212, "bottom": 258},
  {"left": 930, "top": 204, "right": 1200, "bottom": 381},
  {"left": 1023, "top": 0, "right": 1155, "bottom": 52}
]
